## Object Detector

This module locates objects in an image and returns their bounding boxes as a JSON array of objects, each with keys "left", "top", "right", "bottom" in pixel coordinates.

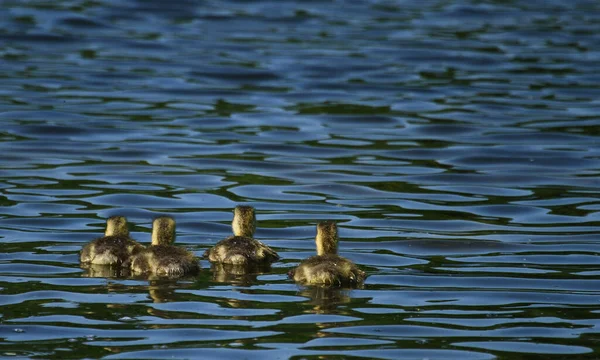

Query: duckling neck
[
  {"left": 105, "top": 223, "right": 127, "bottom": 237},
  {"left": 233, "top": 224, "right": 254, "bottom": 237},
  {"left": 151, "top": 230, "right": 173, "bottom": 246},
  {"left": 316, "top": 235, "right": 338, "bottom": 256}
]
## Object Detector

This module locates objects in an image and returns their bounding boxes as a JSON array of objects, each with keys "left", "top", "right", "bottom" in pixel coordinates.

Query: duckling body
[
  {"left": 130, "top": 217, "right": 200, "bottom": 277},
  {"left": 80, "top": 216, "right": 144, "bottom": 266},
  {"left": 204, "top": 206, "right": 279, "bottom": 266},
  {"left": 131, "top": 245, "right": 198, "bottom": 277},
  {"left": 205, "top": 235, "right": 279, "bottom": 266},
  {"left": 291, "top": 253, "right": 364, "bottom": 287},
  {"left": 289, "top": 222, "right": 365, "bottom": 287}
]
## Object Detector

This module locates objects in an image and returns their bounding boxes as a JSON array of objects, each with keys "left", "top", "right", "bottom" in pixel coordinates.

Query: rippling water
[{"left": 1, "top": 0, "right": 599, "bottom": 359}]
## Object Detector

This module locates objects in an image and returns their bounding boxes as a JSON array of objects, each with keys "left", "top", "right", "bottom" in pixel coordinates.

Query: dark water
[{"left": 1, "top": 0, "right": 599, "bottom": 359}]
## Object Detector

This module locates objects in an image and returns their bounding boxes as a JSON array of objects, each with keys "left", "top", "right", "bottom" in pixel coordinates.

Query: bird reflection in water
[
  {"left": 299, "top": 286, "right": 353, "bottom": 314},
  {"left": 146, "top": 278, "right": 197, "bottom": 303},
  {"left": 144, "top": 278, "right": 197, "bottom": 321},
  {"left": 81, "top": 263, "right": 130, "bottom": 278},
  {"left": 209, "top": 263, "right": 274, "bottom": 286}
]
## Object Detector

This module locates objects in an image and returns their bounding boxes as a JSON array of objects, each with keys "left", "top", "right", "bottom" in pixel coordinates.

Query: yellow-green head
[
  {"left": 104, "top": 216, "right": 129, "bottom": 237},
  {"left": 232, "top": 205, "right": 256, "bottom": 237},
  {"left": 316, "top": 221, "right": 338, "bottom": 256},
  {"left": 151, "top": 216, "right": 176, "bottom": 246}
]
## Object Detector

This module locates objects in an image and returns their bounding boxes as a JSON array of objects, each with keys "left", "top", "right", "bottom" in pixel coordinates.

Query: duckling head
[
  {"left": 151, "top": 216, "right": 176, "bottom": 246},
  {"left": 315, "top": 221, "right": 338, "bottom": 256},
  {"left": 232, "top": 205, "right": 256, "bottom": 237},
  {"left": 105, "top": 216, "right": 129, "bottom": 237}
]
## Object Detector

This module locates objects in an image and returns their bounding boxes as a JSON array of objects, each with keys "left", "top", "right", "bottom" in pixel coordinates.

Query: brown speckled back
[{"left": 204, "top": 236, "right": 279, "bottom": 266}]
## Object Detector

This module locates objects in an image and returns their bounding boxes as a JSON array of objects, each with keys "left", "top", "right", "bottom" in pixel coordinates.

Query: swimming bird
[
  {"left": 129, "top": 216, "right": 200, "bottom": 277},
  {"left": 289, "top": 222, "right": 365, "bottom": 287},
  {"left": 80, "top": 216, "right": 144, "bottom": 266},
  {"left": 203, "top": 205, "right": 279, "bottom": 266}
]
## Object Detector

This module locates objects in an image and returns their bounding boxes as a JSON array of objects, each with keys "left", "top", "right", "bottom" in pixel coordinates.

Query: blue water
[{"left": 0, "top": 0, "right": 599, "bottom": 359}]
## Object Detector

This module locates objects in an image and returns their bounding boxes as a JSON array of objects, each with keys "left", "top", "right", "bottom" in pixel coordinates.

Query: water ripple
[{"left": 0, "top": 0, "right": 599, "bottom": 358}]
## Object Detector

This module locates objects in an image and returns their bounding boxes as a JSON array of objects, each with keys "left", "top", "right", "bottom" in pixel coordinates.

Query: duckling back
[
  {"left": 290, "top": 254, "right": 365, "bottom": 287},
  {"left": 204, "top": 235, "right": 279, "bottom": 266},
  {"left": 131, "top": 245, "right": 199, "bottom": 277}
]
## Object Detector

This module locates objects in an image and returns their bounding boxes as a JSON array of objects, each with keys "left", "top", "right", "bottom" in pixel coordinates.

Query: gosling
[
  {"left": 129, "top": 216, "right": 200, "bottom": 277},
  {"left": 203, "top": 205, "right": 279, "bottom": 266},
  {"left": 80, "top": 216, "right": 144, "bottom": 266},
  {"left": 289, "top": 222, "right": 366, "bottom": 287}
]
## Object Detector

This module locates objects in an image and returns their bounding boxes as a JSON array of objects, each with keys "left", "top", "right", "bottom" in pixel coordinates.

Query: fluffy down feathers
[
  {"left": 204, "top": 236, "right": 279, "bottom": 266},
  {"left": 289, "top": 254, "right": 365, "bottom": 287},
  {"left": 130, "top": 245, "right": 199, "bottom": 277}
]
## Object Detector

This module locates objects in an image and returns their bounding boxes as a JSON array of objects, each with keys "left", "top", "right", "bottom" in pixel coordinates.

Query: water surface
[{"left": 0, "top": 0, "right": 599, "bottom": 359}]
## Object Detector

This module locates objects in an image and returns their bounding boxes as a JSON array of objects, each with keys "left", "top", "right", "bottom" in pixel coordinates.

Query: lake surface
[{"left": 1, "top": 0, "right": 599, "bottom": 359}]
